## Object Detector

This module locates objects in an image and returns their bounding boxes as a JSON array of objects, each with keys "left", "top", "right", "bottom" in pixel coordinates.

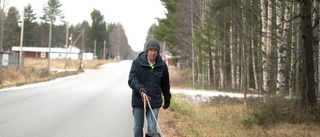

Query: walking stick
[{"left": 143, "top": 93, "right": 163, "bottom": 137}]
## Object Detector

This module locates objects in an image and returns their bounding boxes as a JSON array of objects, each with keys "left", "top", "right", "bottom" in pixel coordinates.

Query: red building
[
  {"left": 162, "top": 51, "right": 176, "bottom": 68},
  {"left": 11, "top": 46, "right": 90, "bottom": 60}
]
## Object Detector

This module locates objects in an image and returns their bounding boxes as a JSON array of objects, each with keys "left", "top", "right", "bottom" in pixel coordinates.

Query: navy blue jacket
[{"left": 128, "top": 52, "right": 171, "bottom": 108}]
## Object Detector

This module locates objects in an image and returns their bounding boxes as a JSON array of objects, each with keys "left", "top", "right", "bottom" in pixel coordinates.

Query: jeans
[{"left": 132, "top": 107, "right": 159, "bottom": 137}]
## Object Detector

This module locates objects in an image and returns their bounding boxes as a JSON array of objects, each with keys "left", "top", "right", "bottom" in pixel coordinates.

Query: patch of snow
[
  {"left": 171, "top": 89, "right": 261, "bottom": 104},
  {"left": 172, "top": 89, "right": 261, "bottom": 98}
]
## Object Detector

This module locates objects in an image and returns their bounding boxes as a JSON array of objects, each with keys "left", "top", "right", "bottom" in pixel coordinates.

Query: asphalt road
[{"left": 0, "top": 60, "right": 134, "bottom": 137}]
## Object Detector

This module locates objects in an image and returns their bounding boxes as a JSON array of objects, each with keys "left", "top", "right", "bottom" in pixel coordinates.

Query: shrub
[{"left": 242, "top": 97, "right": 320, "bottom": 127}]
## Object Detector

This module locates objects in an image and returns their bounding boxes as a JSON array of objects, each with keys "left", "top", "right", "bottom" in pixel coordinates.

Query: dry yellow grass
[
  {"left": 169, "top": 68, "right": 195, "bottom": 89},
  {"left": 0, "top": 58, "right": 115, "bottom": 88},
  {"left": 159, "top": 68, "right": 320, "bottom": 137},
  {"left": 24, "top": 58, "right": 110, "bottom": 69},
  {"left": 160, "top": 95, "right": 320, "bottom": 137}
]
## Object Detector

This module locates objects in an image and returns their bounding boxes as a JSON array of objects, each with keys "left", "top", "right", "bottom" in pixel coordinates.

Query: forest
[
  {"left": 152, "top": 0, "right": 319, "bottom": 108},
  {"left": 0, "top": 0, "right": 135, "bottom": 60},
  {"left": 0, "top": 0, "right": 319, "bottom": 107}
]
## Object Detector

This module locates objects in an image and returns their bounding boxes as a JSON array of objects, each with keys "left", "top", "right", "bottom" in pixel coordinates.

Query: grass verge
[
  {"left": 0, "top": 58, "right": 113, "bottom": 89},
  {"left": 165, "top": 68, "right": 320, "bottom": 137},
  {"left": 166, "top": 95, "right": 320, "bottom": 137}
]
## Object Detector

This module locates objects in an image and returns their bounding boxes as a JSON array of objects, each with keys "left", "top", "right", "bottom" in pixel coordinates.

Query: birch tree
[
  {"left": 276, "top": 0, "right": 286, "bottom": 95},
  {"left": 289, "top": 3, "right": 300, "bottom": 99},
  {"left": 280, "top": 1, "right": 291, "bottom": 94},
  {"left": 260, "top": 0, "right": 272, "bottom": 98},
  {"left": 249, "top": 0, "right": 260, "bottom": 92},
  {"left": 234, "top": 2, "right": 241, "bottom": 90}
]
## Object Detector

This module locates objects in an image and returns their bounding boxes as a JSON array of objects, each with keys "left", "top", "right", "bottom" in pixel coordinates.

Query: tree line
[
  {"left": 153, "top": 0, "right": 318, "bottom": 107},
  {"left": 0, "top": 0, "right": 135, "bottom": 60},
  {"left": 1, "top": 0, "right": 317, "bottom": 108}
]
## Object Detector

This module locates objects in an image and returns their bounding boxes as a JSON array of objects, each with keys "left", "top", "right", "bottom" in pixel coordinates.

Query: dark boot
[{"left": 146, "top": 133, "right": 161, "bottom": 137}]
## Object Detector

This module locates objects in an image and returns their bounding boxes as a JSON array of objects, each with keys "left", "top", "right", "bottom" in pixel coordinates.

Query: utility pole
[
  {"left": 19, "top": 7, "right": 24, "bottom": 70},
  {"left": 109, "top": 44, "right": 111, "bottom": 60},
  {"left": 94, "top": 40, "right": 96, "bottom": 59},
  {"left": 65, "top": 22, "right": 69, "bottom": 53},
  {"left": 48, "top": 15, "right": 53, "bottom": 71},
  {"left": 64, "top": 22, "right": 69, "bottom": 69},
  {"left": 117, "top": 25, "right": 120, "bottom": 60},
  {"left": 103, "top": 40, "right": 106, "bottom": 60},
  {"left": 79, "top": 28, "right": 85, "bottom": 70}
]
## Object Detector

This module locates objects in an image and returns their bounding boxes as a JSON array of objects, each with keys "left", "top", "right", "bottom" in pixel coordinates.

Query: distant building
[
  {"left": 162, "top": 51, "right": 176, "bottom": 68},
  {"left": 11, "top": 46, "right": 94, "bottom": 60}
]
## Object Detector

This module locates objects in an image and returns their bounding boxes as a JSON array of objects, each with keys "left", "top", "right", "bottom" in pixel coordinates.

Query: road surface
[{"left": 0, "top": 60, "right": 134, "bottom": 137}]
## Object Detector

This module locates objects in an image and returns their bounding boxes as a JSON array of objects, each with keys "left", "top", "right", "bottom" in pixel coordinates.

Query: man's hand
[
  {"left": 163, "top": 97, "right": 170, "bottom": 109},
  {"left": 139, "top": 87, "right": 151, "bottom": 101},
  {"left": 139, "top": 87, "right": 147, "bottom": 95}
]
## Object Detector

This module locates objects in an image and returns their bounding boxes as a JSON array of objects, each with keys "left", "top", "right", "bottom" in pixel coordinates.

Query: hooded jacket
[{"left": 128, "top": 52, "right": 171, "bottom": 108}]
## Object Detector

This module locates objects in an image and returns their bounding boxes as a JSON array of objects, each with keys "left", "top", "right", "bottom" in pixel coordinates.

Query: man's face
[{"left": 147, "top": 48, "right": 158, "bottom": 62}]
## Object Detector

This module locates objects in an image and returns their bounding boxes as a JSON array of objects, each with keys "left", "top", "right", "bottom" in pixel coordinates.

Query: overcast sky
[{"left": 7, "top": 0, "right": 167, "bottom": 52}]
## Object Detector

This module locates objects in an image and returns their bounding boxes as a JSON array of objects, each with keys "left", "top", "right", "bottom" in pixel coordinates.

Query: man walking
[{"left": 128, "top": 38, "right": 171, "bottom": 137}]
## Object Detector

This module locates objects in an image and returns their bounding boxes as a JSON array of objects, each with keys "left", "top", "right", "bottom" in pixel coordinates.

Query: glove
[
  {"left": 139, "top": 87, "right": 151, "bottom": 100},
  {"left": 163, "top": 97, "right": 170, "bottom": 109},
  {"left": 139, "top": 87, "right": 147, "bottom": 95}
]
